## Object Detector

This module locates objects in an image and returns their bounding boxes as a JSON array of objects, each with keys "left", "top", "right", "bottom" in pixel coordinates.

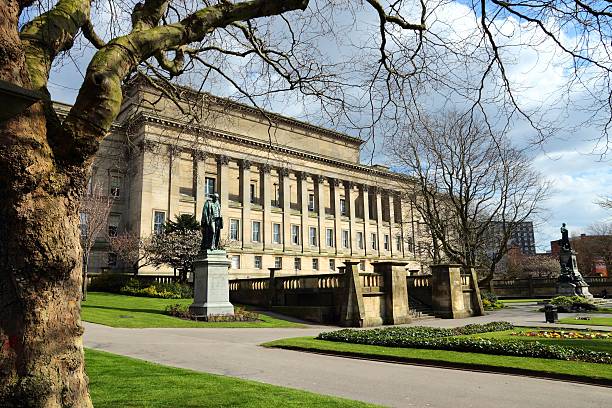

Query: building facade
[
  {"left": 489, "top": 221, "right": 536, "bottom": 255},
  {"left": 72, "top": 82, "right": 431, "bottom": 278}
]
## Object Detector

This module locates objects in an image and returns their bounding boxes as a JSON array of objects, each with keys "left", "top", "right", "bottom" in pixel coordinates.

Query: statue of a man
[
  {"left": 560, "top": 222, "right": 571, "bottom": 251},
  {"left": 201, "top": 193, "right": 223, "bottom": 251}
]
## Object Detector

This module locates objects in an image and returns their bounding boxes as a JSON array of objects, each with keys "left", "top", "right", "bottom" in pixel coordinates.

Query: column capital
[
  {"left": 362, "top": 184, "right": 370, "bottom": 192},
  {"left": 316, "top": 175, "right": 325, "bottom": 184},
  {"left": 260, "top": 163, "right": 272, "bottom": 174},
  {"left": 168, "top": 144, "right": 181, "bottom": 157},
  {"left": 278, "top": 167, "right": 290, "bottom": 177},
  {"left": 217, "top": 154, "right": 230, "bottom": 165},
  {"left": 345, "top": 181, "right": 356, "bottom": 189},
  {"left": 138, "top": 139, "right": 157, "bottom": 153},
  {"left": 192, "top": 149, "right": 207, "bottom": 161},
  {"left": 330, "top": 177, "right": 341, "bottom": 187},
  {"left": 239, "top": 158, "right": 252, "bottom": 169},
  {"left": 297, "top": 171, "right": 309, "bottom": 181}
]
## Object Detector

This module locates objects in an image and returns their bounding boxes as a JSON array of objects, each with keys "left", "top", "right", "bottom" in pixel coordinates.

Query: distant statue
[
  {"left": 201, "top": 193, "right": 223, "bottom": 251},
  {"left": 559, "top": 223, "right": 571, "bottom": 251}
]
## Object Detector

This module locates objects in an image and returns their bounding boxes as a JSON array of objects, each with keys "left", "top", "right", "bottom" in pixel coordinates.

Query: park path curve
[{"left": 84, "top": 315, "right": 612, "bottom": 408}]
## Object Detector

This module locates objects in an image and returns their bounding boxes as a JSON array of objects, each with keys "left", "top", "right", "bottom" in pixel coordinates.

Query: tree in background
[
  {"left": 387, "top": 112, "right": 550, "bottom": 287},
  {"left": 498, "top": 251, "right": 559, "bottom": 279},
  {"left": 571, "top": 223, "right": 612, "bottom": 276},
  {"left": 78, "top": 182, "right": 112, "bottom": 300},
  {"left": 109, "top": 232, "right": 153, "bottom": 276}
]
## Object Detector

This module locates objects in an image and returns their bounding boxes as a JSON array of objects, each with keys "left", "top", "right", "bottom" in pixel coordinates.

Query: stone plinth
[
  {"left": 373, "top": 261, "right": 411, "bottom": 325},
  {"left": 189, "top": 250, "right": 234, "bottom": 317},
  {"left": 557, "top": 250, "right": 593, "bottom": 299}
]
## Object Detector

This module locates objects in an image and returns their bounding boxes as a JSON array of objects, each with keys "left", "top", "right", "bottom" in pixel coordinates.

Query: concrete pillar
[
  {"left": 332, "top": 178, "right": 342, "bottom": 255},
  {"left": 340, "top": 260, "right": 365, "bottom": 327},
  {"left": 316, "top": 175, "right": 325, "bottom": 252},
  {"left": 216, "top": 155, "right": 229, "bottom": 232},
  {"left": 362, "top": 184, "right": 370, "bottom": 257},
  {"left": 281, "top": 168, "right": 291, "bottom": 251},
  {"left": 375, "top": 187, "right": 384, "bottom": 257},
  {"left": 240, "top": 159, "right": 251, "bottom": 249},
  {"left": 261, "top": 164, "right": 272, "bottom": 249},
  {"left": 194, "top": 150, "right": 207, "bottom": 223},
  {"left": 299, "top": 171, "right": 309, "bottom": 252},
  {"left": 431, "top": 264, "right": 470, "bottom": 318}
]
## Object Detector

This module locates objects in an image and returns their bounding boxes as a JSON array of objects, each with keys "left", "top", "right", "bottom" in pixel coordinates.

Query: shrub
[
  {"left": 119, "top": 279, "right": 192, "bottom": 299},
  {"left": 545, "top": 296, "right": 598, "bottom": 313},
  {"left": 88, "top": 273, "right": 132, "bottom": 293},
  {"left": 317, "top": 323, "right": 611, "bottom": 364},
  {"left": 481, "top": 291, "right": 505, "bottom": 310}
]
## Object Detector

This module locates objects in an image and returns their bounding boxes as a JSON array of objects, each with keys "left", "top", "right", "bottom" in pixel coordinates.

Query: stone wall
[{"left": 490, "top": 276, "right": 612, "bottom": 298}]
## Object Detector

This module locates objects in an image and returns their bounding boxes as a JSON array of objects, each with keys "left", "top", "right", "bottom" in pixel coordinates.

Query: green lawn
[
  {"left": 263, "top": 336, "right": 612, "bottom": 383},
  {"left": 82, "top": 292, "right": 304, "bottom": 328},
  {"left": 86, "top": 349, "right": 377, "bottom": 407},
  {"left": 559, "top": 317, "right": 612, "bottom": 327},
  {"left": 500, "top": 298, "right": 547, "bottom": 304}
]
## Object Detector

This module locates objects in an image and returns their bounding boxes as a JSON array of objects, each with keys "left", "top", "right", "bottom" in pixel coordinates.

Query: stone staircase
[{"left": 408, "top": 295, "right": 437, "bottom": 320}]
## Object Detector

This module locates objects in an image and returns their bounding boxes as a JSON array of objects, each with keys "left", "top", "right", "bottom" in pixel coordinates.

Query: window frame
[
  {"left": 252, "top": 220, "right": 261, "bottom": 242},
  {"left": 153, "top": 210, "right": 166, "bottom": 235},
  {"left": 342, "top": 229, "right": 350, "bottom": 248},
  {"left": 326, "top": 228, "right": 334, "bottom": 247},
  {"left": 291, "top": 224, "right": 300, "bottom": 245},
  {"left": 231, "top": 255, "right": 241, "bottom": 269},
  {"left": 294, "top": 257, "right": 301, "bottom": 271},
  {"left": 229, "top": 218, "right": 240, "bottom": 241},
  {"left": 309, "top": 226, "right": 317, "bottom": 246},
  {"left": 312, "top": 258, "right": 319, "bottom": 271},
  {"left": 272, "top": 223, "right": 281, "bottom": 244},
  {"left": 254, "top": 255, "right": 262, "bottom": 269}
]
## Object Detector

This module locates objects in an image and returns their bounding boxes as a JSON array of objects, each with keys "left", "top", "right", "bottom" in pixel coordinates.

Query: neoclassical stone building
[{"left": 71, "top": 81, "right": 431, "bottom": 278}]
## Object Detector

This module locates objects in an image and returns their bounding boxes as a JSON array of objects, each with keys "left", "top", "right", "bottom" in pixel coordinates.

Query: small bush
[
  {"left": 120, "top": 279, "right": 192, "bottom": 299},
  {"left": 544, "top": 296, "right": 598, "bottom": 313},
  {"left": 89, "top": 273, "right": 132, "bottom": 293},
  {"left": 481, "top": 291, "right": 504, "bottom": 310}
]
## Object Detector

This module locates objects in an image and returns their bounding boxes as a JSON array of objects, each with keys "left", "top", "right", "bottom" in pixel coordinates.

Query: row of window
[
  {"left": 230, "top": 255, "right": 370, "bottom": 272},
  {"left": 227, "top": 219, "right": 404, "bottom": 250}
]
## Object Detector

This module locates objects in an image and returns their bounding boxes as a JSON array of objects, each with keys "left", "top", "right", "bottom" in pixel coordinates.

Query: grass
[
  {"left": 559, "top": 317, "right": 612, "bottom": 327},
  {"left": 499, "top": 298, "right": 548, "bottom": 304},
  {"left": 263, "top": 336, "right": 612, "bottom": 383},
  {"left": 82, "top": 292, "right": 304, "bottom": 328},
  {"left": 86, "top": 348, "right": 378, "bottom": 408}
]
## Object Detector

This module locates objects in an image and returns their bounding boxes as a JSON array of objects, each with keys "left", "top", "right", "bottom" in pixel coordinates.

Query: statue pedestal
[
  {"left": 557, "top": 249, "right": 593, "bottom": 299},
  {"left": 556, "top": 282, "right": 577, "bottom": 296},
  {"left": 189, "top": 250, "right": 234, "bottom": 317}
]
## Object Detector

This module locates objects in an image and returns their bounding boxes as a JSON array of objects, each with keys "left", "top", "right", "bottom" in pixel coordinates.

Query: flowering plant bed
[{"left": 511, "top": 331, "right": 610, "bottom": 340}]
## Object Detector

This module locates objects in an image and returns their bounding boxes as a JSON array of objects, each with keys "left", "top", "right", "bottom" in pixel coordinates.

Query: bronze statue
[
  {"left": 560, "top": 223, "right": 571, "bottom": 251},
  {"left": 201, "top": 193, "right": 223, "bottom": 251}
]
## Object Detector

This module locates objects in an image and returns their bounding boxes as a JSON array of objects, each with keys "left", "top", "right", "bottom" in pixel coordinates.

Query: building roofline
[{"left": 124, "top": 77, "right": 366, "bottom": 147}]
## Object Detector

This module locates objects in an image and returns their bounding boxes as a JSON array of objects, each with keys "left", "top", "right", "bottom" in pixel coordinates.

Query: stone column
[
  {"left": 362, "top": 184, "right": 370, "bottom": 256},
  {"left": 216, "top": 155, "right": 229, "bottom": 232},
  {"left": 260, "top": 164, "right": 272, "bottom": 249},
  {"left": 193, "top": 150, "right": 207, "bottom": 222},
  {"left": 299, "top": 171, "right": 309, "bottom": 253},
  {"left": 281, "top": 168, "right": 291, "bottom": 251},
  {"left": 168, "top": 145, "right": 181, "bottom": 219},
  {"left": 373, "top": 260, "right": 411, "bottom": 325},
  {"left": 240, "top": 159, "right": 251, "bottom": 249},
  {"left": 348, "top": 182, "right": 358, "bottom": 256},
  {"left": 387, "top": 192, "right": 401, "bottom": 257},
  {"left": 375, "top": 187, "right": 384, "bottom": 256},
  {"left": 332, "top": 178, "right": 342, "bottom": 255},
  {"left": 316, "top": 175, "right": 325, "bottom": 253}
]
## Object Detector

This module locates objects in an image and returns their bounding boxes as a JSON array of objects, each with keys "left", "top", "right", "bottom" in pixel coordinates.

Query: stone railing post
[
  {"left": 339, "top": 260, "right": 365, "bottom": 327},
  {"left": 373, "top": 260, "right": 411, "bottom": 325},
  {"left": 430, "top": 264, "right": 470, "bottom": 319},
  {"left": 268, "top": 267, "right": 281, "bottom": 308}
]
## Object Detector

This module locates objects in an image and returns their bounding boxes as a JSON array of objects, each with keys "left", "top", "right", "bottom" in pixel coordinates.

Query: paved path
[{"left": 84, "top": 305, "right": 612, "bottom": 408}]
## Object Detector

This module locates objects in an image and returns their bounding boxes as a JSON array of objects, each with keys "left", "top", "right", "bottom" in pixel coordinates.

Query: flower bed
[
  {"left": 317, "top": 322, "right": 612, "bottom": 364},
  {"left": 164, "top": 303, "right": 260, "bottom": 322},
  {"left": 512, "top": 330, "right": 611, "bottom": 340}
]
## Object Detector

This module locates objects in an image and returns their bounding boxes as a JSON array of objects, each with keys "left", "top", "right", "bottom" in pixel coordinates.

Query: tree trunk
[{"left": 0, "top": 2, "right": 92, "bottom": 406}]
